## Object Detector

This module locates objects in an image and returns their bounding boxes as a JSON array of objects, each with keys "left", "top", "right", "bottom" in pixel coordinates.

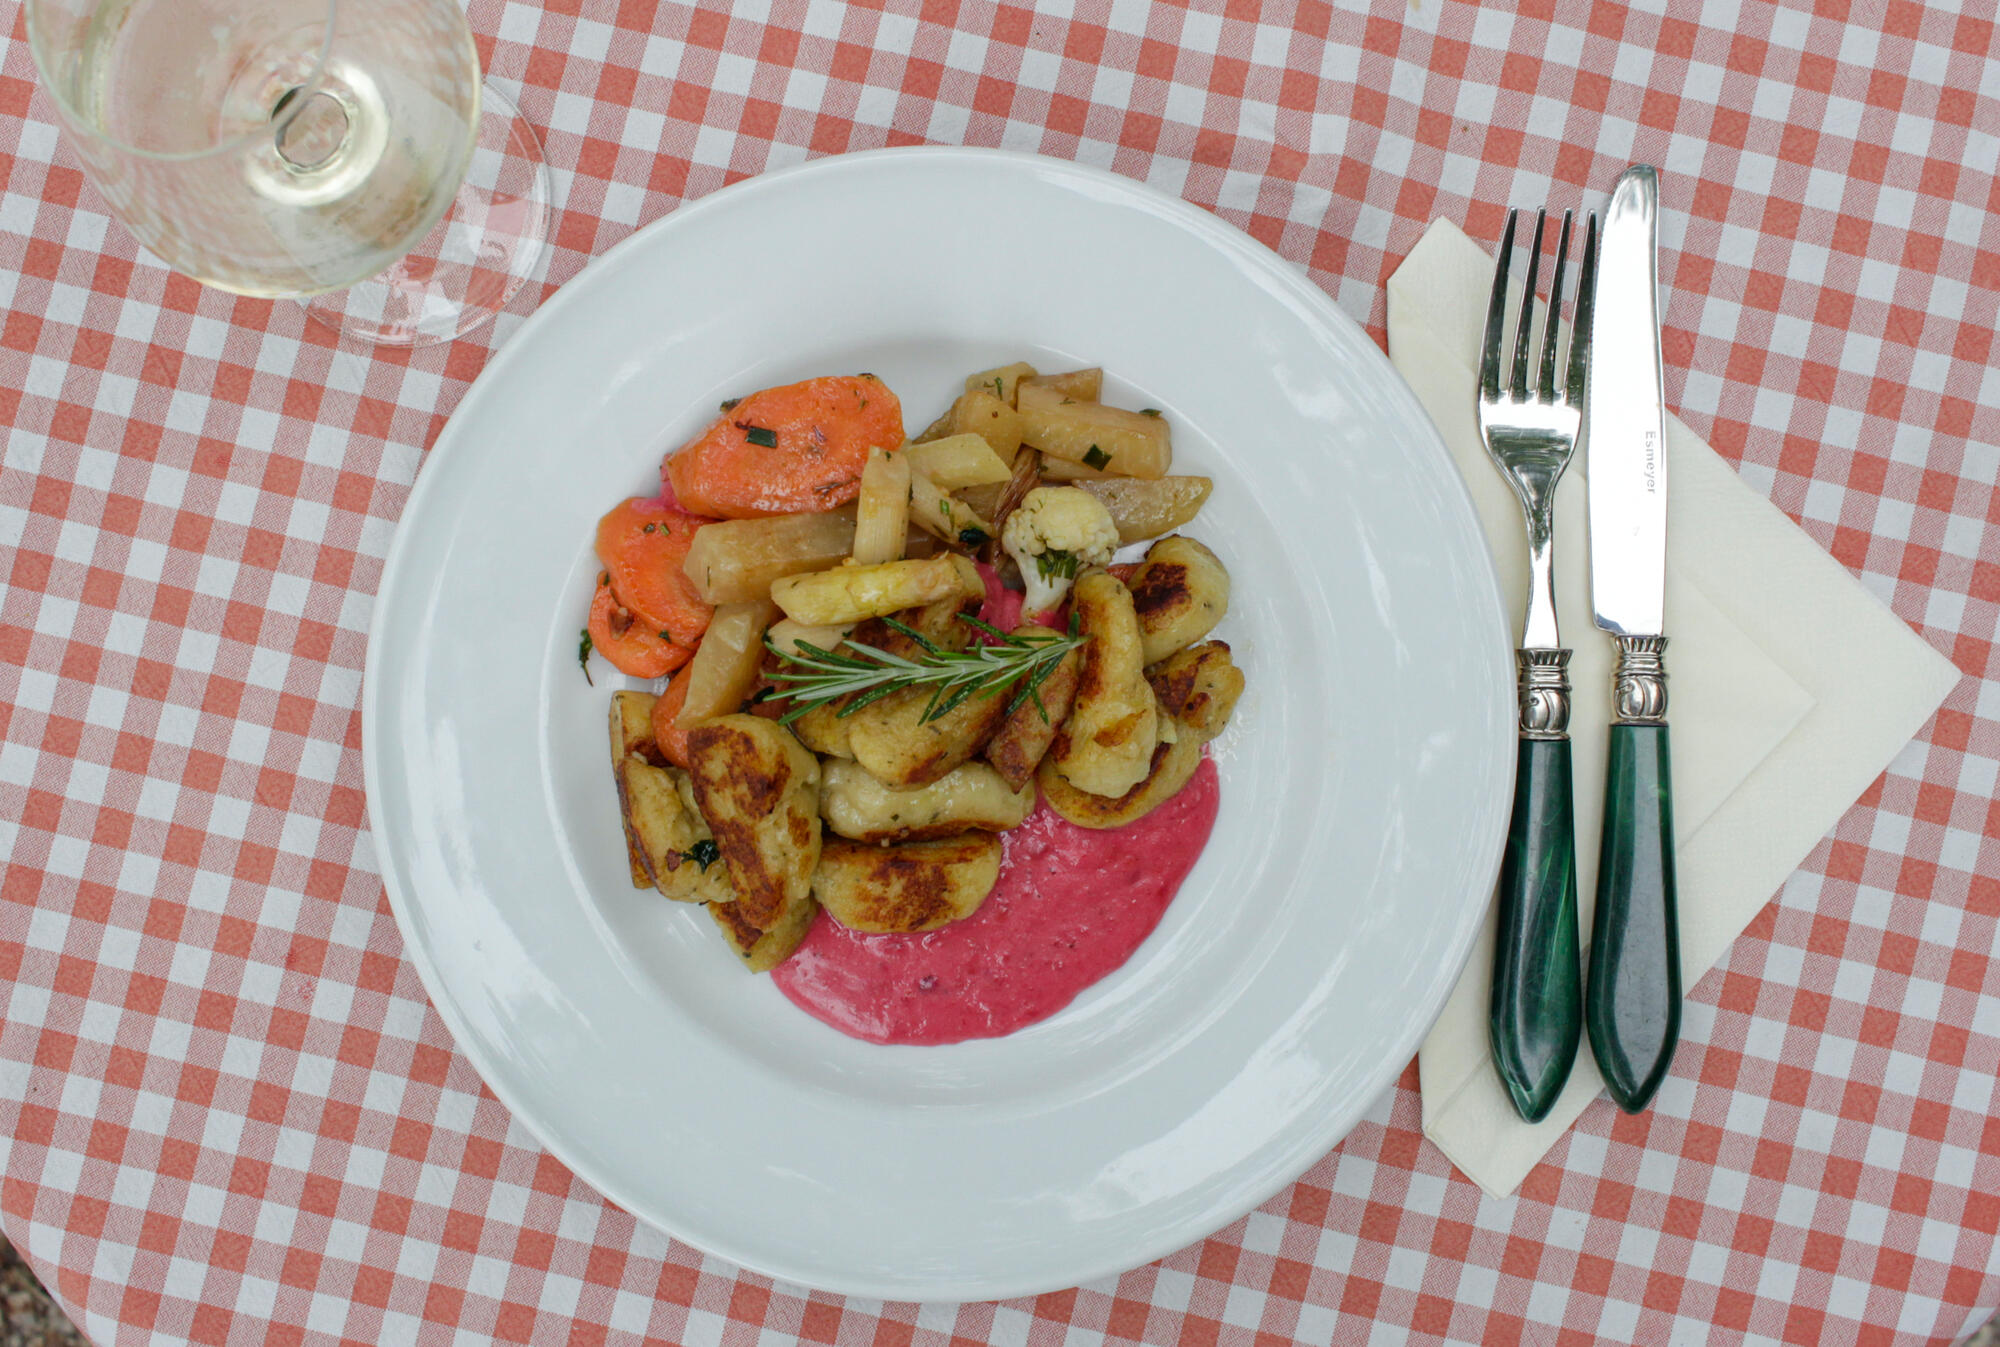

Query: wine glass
[{"left": 24, "top": 0, "right": 551, "bottom": 346}]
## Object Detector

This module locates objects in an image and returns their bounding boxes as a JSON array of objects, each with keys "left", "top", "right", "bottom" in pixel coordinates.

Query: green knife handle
[
  {"left": 1489, "top": 649, "right": 1582, "bottom": 1123},
  {"left": 1586, "top": 637, "right": 1682, "bottom": 1113}
]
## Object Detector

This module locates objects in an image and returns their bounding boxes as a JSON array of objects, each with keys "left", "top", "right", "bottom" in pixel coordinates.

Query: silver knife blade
[{"left": 1587, "top": 166, "right": 1667, "bottom": 639}]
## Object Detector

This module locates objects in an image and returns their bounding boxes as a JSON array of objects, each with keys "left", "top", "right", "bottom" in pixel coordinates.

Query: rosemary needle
[{"left": 765, "top": 614, "right": 1083, "bottom": 726}]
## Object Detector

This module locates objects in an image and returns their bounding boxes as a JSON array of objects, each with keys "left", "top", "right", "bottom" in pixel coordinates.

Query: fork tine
[
  {"left": 1566, "top": 211, "right": 1599, "bottom": 407},
  {"left": 1480, "top": 210, "right": 1519, "bottom": 402},
  {"left": 1538, "top": 210, "right": 1573, "bottom": 403},
  {"left": 1508, "top": 209, "right": 1546, "bottom": 401}
]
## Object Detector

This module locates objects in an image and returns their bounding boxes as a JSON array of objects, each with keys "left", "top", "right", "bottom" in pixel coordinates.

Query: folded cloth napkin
[{"left": 1390, "top": 219, "right": 1963, "bottom": 1199}]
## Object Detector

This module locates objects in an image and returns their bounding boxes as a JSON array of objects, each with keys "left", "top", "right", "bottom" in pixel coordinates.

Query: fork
[{"left": 1479, "top": 206, "right": 1599, "bottom": 1123}]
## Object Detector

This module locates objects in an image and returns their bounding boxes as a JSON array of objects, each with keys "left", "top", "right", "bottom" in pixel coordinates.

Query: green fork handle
[{"left": 1488, "top": 649, "right": 1583, "bottom": 1123}]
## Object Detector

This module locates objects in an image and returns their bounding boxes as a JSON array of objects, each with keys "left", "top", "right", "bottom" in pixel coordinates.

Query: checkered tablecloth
[{"left": 2, "top": 0, "right": 1996, "bottom": 1342}]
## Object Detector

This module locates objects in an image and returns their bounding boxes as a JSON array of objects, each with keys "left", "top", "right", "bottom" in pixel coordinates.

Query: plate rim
[{"left": 362, "top": 145, "right": 1512, "bottom": 1299}]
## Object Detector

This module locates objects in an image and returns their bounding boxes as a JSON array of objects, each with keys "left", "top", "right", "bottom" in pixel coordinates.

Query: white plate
[{"left": 363, "top": 148, "right": 1513, "bottom": 1301}]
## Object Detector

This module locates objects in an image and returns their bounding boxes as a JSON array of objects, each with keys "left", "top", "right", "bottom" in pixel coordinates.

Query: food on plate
[
  {"left": 588, "top": 574, "right": 695, "bottom": 679},
  {"left": 769, "top": 553, "right": 982, "bottom": 626},
  {"left": 666, "top": 375, "right": 902, "bottom": 517},
  {"left": 583, "top": 362, "right": 1244, "bottom": 1042},
  {"left": 1127, "top": 534, "right": 1232, "bottom": 665},
  {"left": 1015, "top": 383, "right": 1171, "bottom": 478},
  {"left": 1049, "top": 570, "right": 1162, "bottom": 798},
  {"left": 852, "top": 448, "right": 912, "bottom": 565},
  {"left": 818, "top": 759, "right": 1035, "bottom": 842},
  {"left": 902, "top": 434, "right": 1012, "bottom": 489},
  {"left": 681, "top": 509, "right": 857, "bottom": 604},
  {"left": 1076, "top": 476, "right": 1213, "bottom": 544},
  {"left": 685, "top": 715, "right": 822, "bottom": 930},
  {"left": 983, "top": 637, "right": 1084, "bottom": 791},
  {"left": 1039, "top": 642, "right": 1244, "bottom": 830},
  {"left": 1001, "top": 485, "right": 1120, "bottom": 620},
  {"left": 675, "top": 600, "right": 777, "bottom": 725},
  {"left": 709, "top": 888, "right": 817, "bottom": 972},
  {"left": 812, "top": 832, "right": 1003, "bottom": 933}
]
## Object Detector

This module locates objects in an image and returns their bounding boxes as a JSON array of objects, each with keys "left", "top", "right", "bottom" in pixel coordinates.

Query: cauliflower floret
[{"left": 1001, "top": 486, "right": 1120, "bottom": 618}]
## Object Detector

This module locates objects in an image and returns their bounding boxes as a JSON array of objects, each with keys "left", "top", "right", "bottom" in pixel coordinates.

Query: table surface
[{"left": 2, "top": 0, "right": 1996, "bottom": 1343}]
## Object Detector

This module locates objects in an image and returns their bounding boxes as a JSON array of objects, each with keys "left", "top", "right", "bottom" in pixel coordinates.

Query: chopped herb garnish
[
  {"left": 958, "top": 527, "right": 990, "bottom": 548},
  {"left": 642, "top": 522, "right": 656, "bottom": 533},
  {"left": 991, "top": 377, "right": 1005, "bottom": 399},
  {"left": 1140, "top": 408, "right": 1162, "bottom": 418},
  {"left": 1035, "top": 550, "right": 1081, "bottom": 583},
  {"left": 578, "top": 628, "right": 594, "bottom": 685},
  {"left": 685, "top": 839, "right": 721, "bottom": 871},
  {"left": 659, "top": 631, "right": 672, "bottom": 641},
  {"left": 742, "top": 424, "right": 779, "bottom": 448},
  {"left": 720, "top": 398, "right": 740, "bottom": 411},
  {"left": 1082, "top": 445, "right": 1112, "bottom": 470},
  {"left": 940, "top": 499, "right": 954, "bottom": 525}
]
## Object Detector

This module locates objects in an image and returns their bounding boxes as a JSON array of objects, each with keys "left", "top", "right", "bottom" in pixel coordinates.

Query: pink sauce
[{"left": 772, "top": 758, "right": 1220, "bottom": 1044}]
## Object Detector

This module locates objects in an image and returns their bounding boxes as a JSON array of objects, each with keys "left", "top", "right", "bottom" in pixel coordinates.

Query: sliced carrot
[
  {"left": 589, "top": 576, "right": 696, "bottom": 679},
  {"left": 651, "top": 662, "right": 696, "bottom": 768},
  {"left": 596, "top": 496, "right": 716, "bottom": 647},
  {"left": 664, "top": 375, "right": 904, "bottom": 518}
]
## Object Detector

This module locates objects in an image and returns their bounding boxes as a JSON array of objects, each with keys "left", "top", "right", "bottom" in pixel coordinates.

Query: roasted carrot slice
[
  {"left": 664, "top": 375, "right": 904, "bottom": 518},
  {"left": 651, "top": 662, "right": 696, "bottom": 769},
  {"left": 589, "top": 576, "right": 696, "bottom": 679},
  {"left": 596, "top": 497, "right": 716, "bottom": 647}
]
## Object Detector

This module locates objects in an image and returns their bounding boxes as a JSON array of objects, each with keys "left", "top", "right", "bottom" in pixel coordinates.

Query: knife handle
[
  {"left": 1489, "top": 649, "right": 1583, "bottom": 1123},
  {"left": 1586, "top": 637, "right": 1682, "bottom": 1113}
]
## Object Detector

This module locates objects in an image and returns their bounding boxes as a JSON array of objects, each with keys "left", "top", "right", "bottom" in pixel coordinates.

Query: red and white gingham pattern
[{"left": 2, "top": 0, "right": 1996, "bottom": 1342}]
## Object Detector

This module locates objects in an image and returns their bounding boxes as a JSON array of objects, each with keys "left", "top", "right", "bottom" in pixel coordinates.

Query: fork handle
[
  {"left": 1586, "top": 638, "right": 1681, "bottom": 1113},
  {"left": 1488, "top": 648, "right": 1583, "bottom": 1123}
]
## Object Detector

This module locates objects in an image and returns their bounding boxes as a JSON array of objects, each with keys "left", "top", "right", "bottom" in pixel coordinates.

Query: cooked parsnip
[
  {"left": 846, "top": 681, "right": 1013, "bottom": 788},
  {"left": 1077, "top": 476, "right": 1213, "bottom": 544},
  {"left": 983, "top": 634, "right": 1084, "bottom": 791},
  {"left": 1146, "top": 640, "right": 1245, "bottom": 742},
  {"left": 813, "top": 832, "right": 1002, "bottom": 933},
  {"left": 676, "top": 599, "right": 778, "bottom": 726},
  {"left": 949, "top": 389, "right": 1027, "bottom": 461},
  {"left": 819, "top": 759, "right": 1033, "bottom": 842},
  {"left": 903, "top": 433, "right": 1012, "bottom": 489},
  {"left": 1127, "top": 535, "right": 1231, "bottom": 665},
  {"left": 964, "top": 362, "right": 1037, "bottom": 406},
  {"left": 1050, "top": 570, "right": 1160, "bottom": 798},
  {"left": 619, "top": 758, "right": 735, "bottom": 903},
  {"left": 769, "top": 554, "right": 981, "bottom": 626},
  {"left": 1020, "top": 367, "right": 1103, "bottom": 402},
  {"left": 907, "top": 462, "right": 993, "bottom": 545},
  {"left": 852, "top": 448, "right": 911, "bottom": 565},
  {"left": 1016, "top": 385, "right": 1170, "bottom": 479},
  {"left": 685, "top": 715, "right": 821, "bottom": 930},
  {"left": 709, "top": 892, "right": 817, "bottom": 972},
  {"left": 766, "top": 617, "right": 853, "bottom": 658},
  {"left": 682, "top": 510, "right": 857, "bottom": 603}
]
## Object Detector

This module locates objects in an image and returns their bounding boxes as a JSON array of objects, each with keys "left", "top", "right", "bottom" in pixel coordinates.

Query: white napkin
[{"left": 1390, "top": 219, "right": 1963, "bottom": 1198}]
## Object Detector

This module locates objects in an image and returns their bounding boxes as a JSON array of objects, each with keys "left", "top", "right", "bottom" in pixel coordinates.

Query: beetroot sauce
[{"left": 771, "top": 758, "right": 1220, "bottom": 1045}]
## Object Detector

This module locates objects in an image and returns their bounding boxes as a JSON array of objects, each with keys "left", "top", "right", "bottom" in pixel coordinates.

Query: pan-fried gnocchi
[{"left": 590, "top": 361, "right": 1241, "bottom": 975}]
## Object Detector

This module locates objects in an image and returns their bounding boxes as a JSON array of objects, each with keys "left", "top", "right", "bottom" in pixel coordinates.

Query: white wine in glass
[{"left": 27, "top": 0, "right": 551, "bottom": 345}]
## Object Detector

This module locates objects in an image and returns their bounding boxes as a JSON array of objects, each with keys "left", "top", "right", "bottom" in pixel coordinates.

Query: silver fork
[{"left": 1479, "top": 207, "right": 1599, "bottom": 1123}]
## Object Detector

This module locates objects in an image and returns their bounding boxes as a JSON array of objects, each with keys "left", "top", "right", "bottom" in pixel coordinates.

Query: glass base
[{"left": 303, "top": 82, "right": 550, "bottom": 347}]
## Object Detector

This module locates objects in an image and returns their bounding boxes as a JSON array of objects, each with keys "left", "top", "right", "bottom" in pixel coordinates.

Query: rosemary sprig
[{"left": 764, "top": 613, "right": 1083, "bottom": 726}]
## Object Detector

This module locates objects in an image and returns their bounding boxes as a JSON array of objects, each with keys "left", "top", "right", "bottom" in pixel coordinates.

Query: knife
[{"left": 1583, "top": 165, "right": 1682, "bottom": 1113}]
